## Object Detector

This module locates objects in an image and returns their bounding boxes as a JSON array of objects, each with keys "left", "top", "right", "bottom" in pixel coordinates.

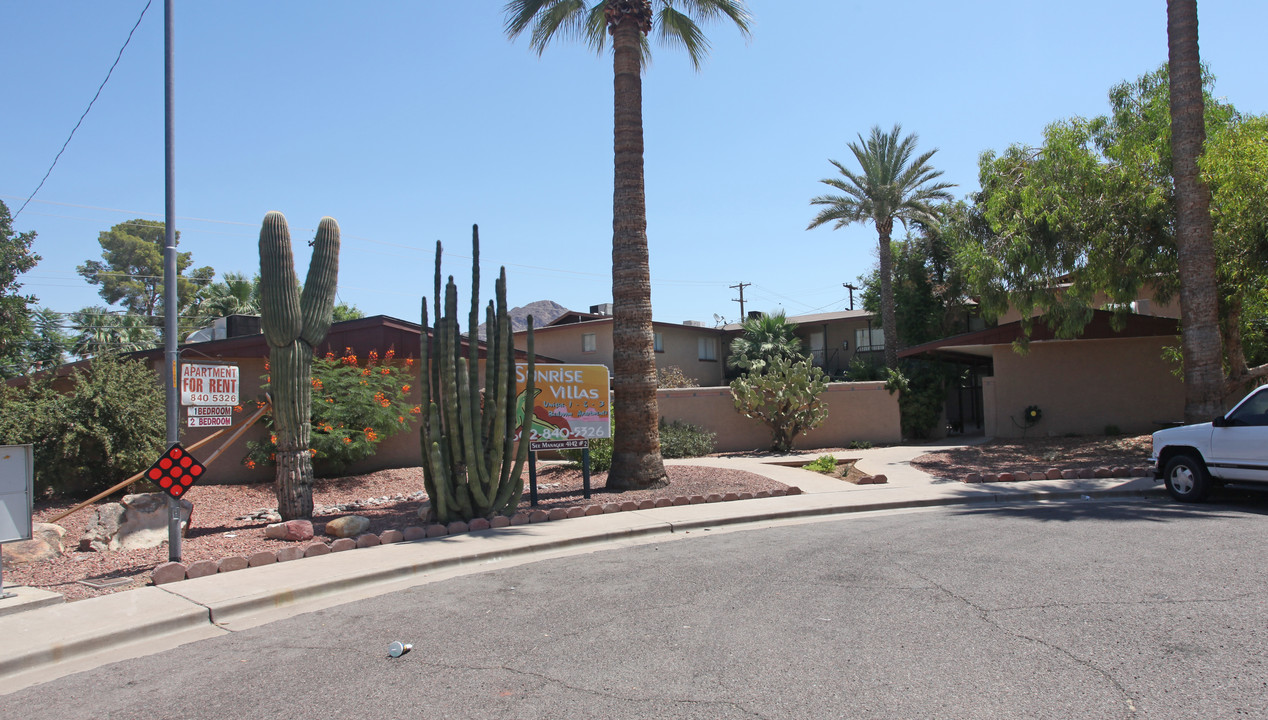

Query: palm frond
[
  {"left": 673, "top": 0, "right": 753, "bottom": 35},
  {"left": 656, "top": 7, "right": 709, "bottom": 70},
  {"left": 504, "top": 0, "right": 598, "bottom": 55}
]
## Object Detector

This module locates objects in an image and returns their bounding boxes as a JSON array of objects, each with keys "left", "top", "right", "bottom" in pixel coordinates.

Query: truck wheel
[{"left": 1164, "top": 455, "right": 1211, "bottom": 503}]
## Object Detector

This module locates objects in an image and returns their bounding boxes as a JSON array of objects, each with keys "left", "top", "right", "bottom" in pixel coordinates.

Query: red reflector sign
[{"left": 145, "top": 443, "right": 206, "bottom": 500}]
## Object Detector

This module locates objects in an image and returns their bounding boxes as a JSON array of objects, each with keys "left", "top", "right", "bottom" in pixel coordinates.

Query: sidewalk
[{"left": 0, "top": 441, "right": 1166, "bottom": 694}]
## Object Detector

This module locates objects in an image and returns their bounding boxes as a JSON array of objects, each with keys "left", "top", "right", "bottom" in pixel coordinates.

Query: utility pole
[
  {"left": 163, "top": 0, "right": 181, "bottom": 561},
  {"left": 730, "top": 282, "right": 750, "bottom": 318},
  {"left": 843, "top": 283, "right": 858, "bottom": 311}
]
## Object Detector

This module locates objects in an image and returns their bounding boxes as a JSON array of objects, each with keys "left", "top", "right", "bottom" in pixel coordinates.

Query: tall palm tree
[
  {"left": 807, "top": 124, "right": 954, "bottom": 369},
  {"left": 505, "top": 0, "right": 752, "bottom": 490},
  {"left": 1167, "top": 0, "right": 1224, "bottom": 422},
  {"left": 194, "top": 271, "right": 261, "bottom": 325}
]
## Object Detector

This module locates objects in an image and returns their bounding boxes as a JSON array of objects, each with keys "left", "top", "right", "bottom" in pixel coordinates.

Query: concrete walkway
[{"left": 0, "top": 439, "right": 1165, "bottom": 694}]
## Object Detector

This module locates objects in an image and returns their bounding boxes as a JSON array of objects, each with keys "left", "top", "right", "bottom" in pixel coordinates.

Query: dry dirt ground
[{"left": 4, "top": 434, "right": 1153, "bottom": 603}]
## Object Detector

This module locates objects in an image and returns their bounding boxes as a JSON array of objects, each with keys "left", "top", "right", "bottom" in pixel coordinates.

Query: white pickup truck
[{"left": 1151, "top": 384, "right": 1268, "bottom": 502}]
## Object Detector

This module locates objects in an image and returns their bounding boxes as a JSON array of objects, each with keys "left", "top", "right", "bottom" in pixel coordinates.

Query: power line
[{"left": 12, "top": 1, "right": 153, "bottom": 220}]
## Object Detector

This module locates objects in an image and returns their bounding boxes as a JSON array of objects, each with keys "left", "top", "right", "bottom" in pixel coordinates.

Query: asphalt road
[{"left": 9, "top": 491, "right": 1268, "bottom": 719}]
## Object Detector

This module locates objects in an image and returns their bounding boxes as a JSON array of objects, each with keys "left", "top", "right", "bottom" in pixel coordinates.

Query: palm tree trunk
[
  {"left": 607, "top": 7, "right": 668, "bottom": 491},
  {"left": 1167, "top": 0, "right": 1225, "bottom": 422},
  {"left": 877, "top": 218, "right": 899, "bottom": 369}
]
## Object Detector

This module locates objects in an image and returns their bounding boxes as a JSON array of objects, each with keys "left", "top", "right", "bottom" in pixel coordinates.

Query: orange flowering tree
[{"left": 244, "top": 347, "right": 419, "bottom": 473}]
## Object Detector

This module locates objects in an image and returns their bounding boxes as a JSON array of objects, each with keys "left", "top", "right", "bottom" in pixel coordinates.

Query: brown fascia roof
[
  {"left": 898, "top": 310, "right": 1180, "bottom": 360},
  {"left": 519, "top": 317, "right": 726, "bottom": 335},
  {"left": 7, "top": 315, "right": 555, "bottom": 387},
  {"left": 720, "top": 309, "right": 874, "bottom": 332}
]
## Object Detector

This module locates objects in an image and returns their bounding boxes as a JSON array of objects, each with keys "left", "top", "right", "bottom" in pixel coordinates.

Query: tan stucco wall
[
  {"left": 658, "top": 381, "right": 902, "bottom": 453},
  {"left": 655, "top": 324, "right": 724, "bottom": 386},
  {"left": 985, "top": 336, "right": 1184, "bottom": 438},
  {"left": 519, "top": 322, "right": 725, "bottom": 386}
]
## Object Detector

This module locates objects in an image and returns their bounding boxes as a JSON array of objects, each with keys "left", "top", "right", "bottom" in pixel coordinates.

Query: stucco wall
[
  {"left": 985, "top": 336, "right": 1184, "bottom": 438},
  {"left": 658, "top": 381, "right": 902, "bottom": 453}
]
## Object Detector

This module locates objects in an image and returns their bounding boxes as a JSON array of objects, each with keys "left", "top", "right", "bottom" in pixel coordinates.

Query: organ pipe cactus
[
  {"left": 420, "top": 225, "right": 533, "bottom": 523},
  {"left": 259, "top": 211, "right": 340, "bottom": 520}
]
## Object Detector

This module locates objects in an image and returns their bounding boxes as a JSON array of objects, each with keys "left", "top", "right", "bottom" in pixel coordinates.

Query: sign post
[
  {"left": 514, "top": 364, "right": 611, "bottom": 504},
  {"left": 0, "top": 445, "right": 34, "bottom": 600},
  {"left": 169, "top": 361, "right": 237, "bottom": 559}
]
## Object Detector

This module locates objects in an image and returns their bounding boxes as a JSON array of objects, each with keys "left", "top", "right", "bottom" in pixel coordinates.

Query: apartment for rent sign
[
  {"left": 180, "top": 363, "right": 240, "bottom": 406},
  {"left": 514, "top": 364, "right": 610, "bottom": 444}
]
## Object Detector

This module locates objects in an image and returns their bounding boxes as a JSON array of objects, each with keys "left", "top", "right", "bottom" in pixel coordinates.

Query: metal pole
[
  {"left": 163, "top": 0, "right": 181, "bottom": 562},
  {"left": 528, "top": 451, "right": 538, "bottom": 507}
]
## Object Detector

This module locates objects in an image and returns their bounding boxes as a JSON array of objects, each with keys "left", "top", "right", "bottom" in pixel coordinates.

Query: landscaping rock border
[
  {"left": 150, "top": 486, "right": 803, "bottom": 585},
  {"left": 960, "top": 466, "right": 1152, "bottom": 484}
]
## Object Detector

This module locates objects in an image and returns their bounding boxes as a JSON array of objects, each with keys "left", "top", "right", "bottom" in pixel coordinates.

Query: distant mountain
[{"left": 476, "top": 299, "right": 570, "bottom": 340}]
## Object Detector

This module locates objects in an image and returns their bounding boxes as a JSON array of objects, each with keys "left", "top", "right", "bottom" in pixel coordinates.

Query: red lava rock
[
  {"left": 152, "top": 562, "right": 186, "bottom": 585},
  {"left": 565, "top": 507, "right": 586, "bottom": 519},
  {"left": 654, "top": 498, "right": 674, "bottom": 508},
  {"left": 738, "top": 492, "right": 753, "bottom": 500},
  {"left": 584, "top": 505, "right": 604, "bottom": 516},
  {"left": 1077, "top": 468, "right": 1095, "bottom": 479},
  {"left": 356, "top": 533, "right": 381, "bottom": 548},
  {"left": 276, "top": 546, "right": 304, "bottom": 562},
  {"left": 304, "top": 542, "right": 331, "bottom": 557},
  {"left": 1094, "top": 467, "right": 1113, "bottom": 478},
  {"left": 602, "top": 503, "right": 622, "bottom": 514},
  {"left": 529, "top": 511, "right": 550, "bottom": 523},
  {"left": 755, "top": 490, "right": 770, "bottom": 498},
  {"left": 380, "top": 529, "right": 405, "bottom": 543},
  {"left": 619, "top": 501, "right": 639, "bottom": 512},
  {"left": 1061, "top": 469, "right": 1079, "bottom": 480},
  {"left": 997, "top": 472, "right": 1015, "bottom": 483},
  {"left": 330, "top": 538, "right": 357, "bottom": 552},
  {"left": 184, "top": 560, "right": 218, "bottom": 579},
  {"left": 963, "top": 473, "right": 983, "bottom": 484},
  {"left": 672, "top": 496, "right": 690, "bottom": 506},
  {"left": 447, "top": 521, "right": 469, "bottom": 535},
  {"left": 468, "top": 519, "right": 492, "bottom": 532},
  {"left": 403, "top": 526, "right": 427, "bottom": 541},
  {"left": 510, "top": 513, "right": 530, "bottom": 526},
  {"left": 490, "top": 516, "right": 512, "bottom": 528},
  {"left": 705, "top": 494, "right": 724, "bottom": 503},
  {"left": 248, "top": 551, "right": 277, "bottom": 567},
  {"left": 218, "top": 556, "right": 249, "bottom": 573},
  {"left": 1046, "top": 469, "right": 1063, "bottom": 480},
  {"left": 638, "top": 499, "right": 656, "bottom": 510}
]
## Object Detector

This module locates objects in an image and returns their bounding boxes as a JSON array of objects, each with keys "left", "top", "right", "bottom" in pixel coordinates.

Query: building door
[{"left": 809, "top": 331, "right": 825, "bottom": 368}]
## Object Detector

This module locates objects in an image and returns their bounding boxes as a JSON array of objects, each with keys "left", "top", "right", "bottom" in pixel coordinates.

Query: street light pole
[{"left": 163, "top": 0, "right": 181, "bottom": 561}]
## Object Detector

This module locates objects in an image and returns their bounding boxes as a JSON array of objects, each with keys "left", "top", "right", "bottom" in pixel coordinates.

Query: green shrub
[
  {"left": 658, "top": 418, "right": 715, "bottom": 458},
  {"left": 244, "top": 347, "right": 418, "bottom": 475},
  {"left": 848, "top": 440, "right": 873, "bottom": 450},
  {"left": 803, "top": 454, "right": 837, "bottom": 473},
  {"left": 0, "top": 353, "right": 165, "bottom": 498},
  {"left": 1103, "top": 424, "right": 1122, "bottom": 436}
]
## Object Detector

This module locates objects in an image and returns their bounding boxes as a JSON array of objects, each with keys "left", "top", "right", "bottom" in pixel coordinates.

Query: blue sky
[{"left": 4, "top": 1, "right": 1267, "bottom": 333}]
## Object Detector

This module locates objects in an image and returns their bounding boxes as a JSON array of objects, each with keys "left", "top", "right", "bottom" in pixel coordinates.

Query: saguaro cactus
[
  {"left": 420, "top": 225, "right": 533, "bottom": 523},
  {"left": 259, "top": 211, "right": 340, "bottom": 519}
]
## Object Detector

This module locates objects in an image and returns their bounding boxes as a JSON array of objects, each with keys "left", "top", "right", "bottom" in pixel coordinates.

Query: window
[
  {"left": 698, "top": 337, "right": 717, "bottom": 361},
  {"left": 582, "top": 333, "right": 596, "bottom": 353},
  {"left": 855, "top": 327, "right": 885, "bottom": 353},
  {"left": 654, "top": 332, "right": 664, "bottom": 353}
]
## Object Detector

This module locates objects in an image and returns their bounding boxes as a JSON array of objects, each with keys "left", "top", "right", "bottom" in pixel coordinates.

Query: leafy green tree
[
  {"left": 505, "top": 0, "right": 753, "bottom": 491},
  {"left": 77, "top": 219, "right": 214, "bottom": 323},
  {"left": 11, "top": 307, "right": 72, "bottom": 374},
  {"left": 730, "top": 356, "right": 829, "bottom": 452},
  {"left": 808, "top": 124, "right": 955, "bottom": 369},
  {"left": 0, "top": 353, "right": 165, "bottom": 497},
  {"left": 0, "top": 199, "right": 41, "bottom": 377},
  {"left": 859, "top": 226, "right": 971, "bottom": 349},
  {"left": 727, "top": 310, "right": 806, "bottom": 374},
  {"left": 952, "top": 64, "right": 1266, "bottom": 404}
]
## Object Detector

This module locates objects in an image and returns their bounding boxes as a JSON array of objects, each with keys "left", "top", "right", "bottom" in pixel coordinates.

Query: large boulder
[
  {"left": 324, "top": 515, "right": 370, "bottom": 539},
  {"left": 265, "top": 519, "right": 314, "bottom": 542},
  {"left": 1, "top": 523, "right": 67, "bottom": 568},
  {"left": 79, "top": 493, "right": 193, "bottom": 552}
]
